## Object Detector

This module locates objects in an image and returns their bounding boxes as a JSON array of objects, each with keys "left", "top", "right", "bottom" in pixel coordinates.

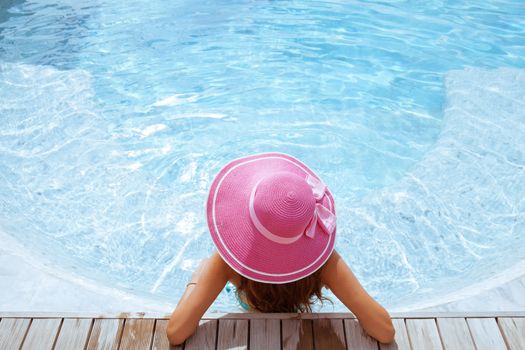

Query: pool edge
[{"left": 1, "top": 229, "right": 524, "bottom": 314}]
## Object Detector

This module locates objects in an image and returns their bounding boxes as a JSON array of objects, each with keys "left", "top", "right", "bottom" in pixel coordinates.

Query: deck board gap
[
  {"left": 434, "top": 317, "right": 445, "bottom": 349},
  {"left": 23, "top": 318, "right": 34, "bottom": 349},
  {"left": 279, "top": 319, "right": 283, "bottom": 350},
  {"left": 340, "top": 319, "right": 347, "bottom": 349},
  {"left": 434, "top": 318, "right": 446, "bottom": 350},
  {"left": 405, "top": 318, "right": 415, "bottom": 350},
  {"left": 247, "top": 319, "right": 251, "bottom": 350},
  {"left": 116, "top": 318, "right": 126, "bottom": 350},
  {"left": 19, "top": 318, "right": 33, "bottom": 349},
  {"left": 437, "top": 317, "right": 470, "bottom": 350},
  {"left": 149, "top": 320, "right": 157, "bottom": 350},
  {"left": 214, "top": 318, "right": 219, "bottom": 350},
  {"left": 466, "top": 317, "right": 507, "bottom": 350},
  {"left": 495, "top": 317, "right": 507, "bottom": 349},
  {"left": 83, "top": 319, "right": 95, "bottom": 350},
  {"left": 465, "top": 317, "right": 476, "bottom": 345},
  {"left": 496, "top": 317, "right": 525, "bottom": 350},
  {"left": 52, "top": 318, "right": 65, "bottom": 350},
  {"left": 400, "top": 318, "right": 410, "bottom": 350}
]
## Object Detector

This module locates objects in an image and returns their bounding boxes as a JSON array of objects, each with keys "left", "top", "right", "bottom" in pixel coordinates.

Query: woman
[{"left": 167, "top": 153, "right": 395, "bottom": 345}]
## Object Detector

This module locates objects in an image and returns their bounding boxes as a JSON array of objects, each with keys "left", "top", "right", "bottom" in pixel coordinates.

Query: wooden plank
[
  {"left": 405, "top": 319, "right": 443, "bottom": 350},
  {"left": 250, "top": 319, "right": 280, "bottom": 350},
  {"left": 216, "top": 319, "right": 248, "bottom": 350},
  {"left": 22, "top": 318, "right": 61, "bottom": 349},
  {"left": 0, "top": 318, "right": 31, "bottom": 349},
  {"left": 86, "top": 318, "right": 124, "bottom": 350},
  {"left": 380, "top": 318, "right": 411, "bottom": 350},
  {"left": 313, "top": 318, "right": 346, "bottom": 350},
  {"left": 3, "top": 311, "right": 525, "bottom": 319},
  {"left": 498, "top": 317, "right": 525, "bottom": 350},
  {"left": 151, "top": 319, "right": 183, "bottom": 350},
  {"left": 466, "top": 318, "right": 507, "bottom": 350},
  {"left": 54, "top": 318, "right": 93, "bottom": 350},
  {"left": 436, "top": 318, "right": 475, "bottom": 350},
  {"left": 22, "top": 318, "right": 62, "bottom": 350},
  {"left": 185, "top": 319, "right": 218, "bottom": 350},
  {"left": 344, "top": 319, "right": 377, "bottom": 349},
  {"left": 282, "top": 319, "right": 313, "bottom": 350},
  {"left": 119, "top": 318, "right": 155, "bottom": 350}
]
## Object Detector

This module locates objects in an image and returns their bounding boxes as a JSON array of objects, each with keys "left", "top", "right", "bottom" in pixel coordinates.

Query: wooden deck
[{"left": 0, "top": 312, "right": 524, "bottom": 350}]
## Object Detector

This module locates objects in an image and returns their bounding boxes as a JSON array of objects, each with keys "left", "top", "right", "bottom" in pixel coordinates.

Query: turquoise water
[{"left": 0, "top": 0, "right": 524, "bottom": 310}]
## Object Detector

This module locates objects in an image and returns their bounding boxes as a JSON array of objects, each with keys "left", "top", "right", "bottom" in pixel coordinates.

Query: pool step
[{"left": 344, "top": 67, "right": 525, "bottom": 309}]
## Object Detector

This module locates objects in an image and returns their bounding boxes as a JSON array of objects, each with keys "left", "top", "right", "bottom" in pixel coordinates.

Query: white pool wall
[
  {"left": 0, "top": 230, "right": 172, "bottom": 313},
  {"left": 1, "top": 228, "right": 525, "bottom": 314}
]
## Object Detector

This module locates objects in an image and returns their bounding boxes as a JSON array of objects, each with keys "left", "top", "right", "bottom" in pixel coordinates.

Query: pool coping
[{"left": 2, "top": 311, "right": 525, "bottom": 319}]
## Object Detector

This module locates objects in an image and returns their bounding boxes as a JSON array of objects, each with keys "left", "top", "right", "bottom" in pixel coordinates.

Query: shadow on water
[
  {"left": 0, "top": 0, "right": 94, "bottom": 69},
  {"left": 0, "top": 0, "right": 24, "bottom": 24},
  {"left": 0, "top": 0, "right": 25, "bottom": 59}
]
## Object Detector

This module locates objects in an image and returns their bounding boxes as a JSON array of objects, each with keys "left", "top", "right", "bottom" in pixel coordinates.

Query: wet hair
[{"left": 236, "top": 267, "right": 332, "bottom": 312}]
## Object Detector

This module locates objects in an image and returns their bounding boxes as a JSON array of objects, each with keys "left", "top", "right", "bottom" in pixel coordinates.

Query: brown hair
[{"left": 236, "top": 267, "right": 332, "bottom": 312}]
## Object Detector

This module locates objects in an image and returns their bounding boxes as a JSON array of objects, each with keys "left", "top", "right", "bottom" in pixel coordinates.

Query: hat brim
[{"left": 206, "top": 152, "right": 336, "bottom": 284}]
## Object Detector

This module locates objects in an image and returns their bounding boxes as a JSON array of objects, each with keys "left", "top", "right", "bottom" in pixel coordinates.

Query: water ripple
[{"left": 0, "top": 0, "right": 524, "bottom": 309}]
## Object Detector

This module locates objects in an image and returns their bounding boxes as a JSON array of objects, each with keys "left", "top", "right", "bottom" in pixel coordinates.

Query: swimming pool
[{"left": 1, "top": 0, "right": 524, "bottom": 311}]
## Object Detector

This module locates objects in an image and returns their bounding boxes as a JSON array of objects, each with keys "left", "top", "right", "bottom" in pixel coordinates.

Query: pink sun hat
[{"left": 206, "top": 152, "right": 337, "bottom": 284}]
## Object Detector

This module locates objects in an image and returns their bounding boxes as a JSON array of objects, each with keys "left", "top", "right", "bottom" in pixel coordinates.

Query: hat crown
[{"left": 252, "top": 172, "right": 315, "bottom": 239}]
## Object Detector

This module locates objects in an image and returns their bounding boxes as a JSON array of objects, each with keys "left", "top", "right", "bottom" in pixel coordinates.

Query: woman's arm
[
  {"left": 321, "top": 250, "right": 395, "bottom": 344},
  {"left": 166, "top": 251, "right": 231, "bottom": 345}
]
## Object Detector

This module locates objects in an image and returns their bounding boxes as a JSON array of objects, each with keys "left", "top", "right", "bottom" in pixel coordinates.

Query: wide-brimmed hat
[{"left": 206, "top": 152, "right": 336, "bottom": 284}]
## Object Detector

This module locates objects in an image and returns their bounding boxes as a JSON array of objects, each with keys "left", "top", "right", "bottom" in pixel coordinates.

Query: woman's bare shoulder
[
  {"left": 319, "top": 249, "right": 341, "bottom": 285},
  {"left": 210, "top": 250, "right": 238, "bottom": 282}
]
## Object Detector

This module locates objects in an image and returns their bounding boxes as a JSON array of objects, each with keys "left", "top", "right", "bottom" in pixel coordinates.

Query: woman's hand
[
  {"left": 321, "top": 250, "right": 395, "bottom": 344},
  {"left": 166, "top": 252, "right": 231, "bottom": 346}
]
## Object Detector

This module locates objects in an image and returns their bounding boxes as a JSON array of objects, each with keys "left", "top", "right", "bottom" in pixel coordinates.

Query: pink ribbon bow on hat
[{"left": 304, "top": 175, "right": 336, "bottom": 239}]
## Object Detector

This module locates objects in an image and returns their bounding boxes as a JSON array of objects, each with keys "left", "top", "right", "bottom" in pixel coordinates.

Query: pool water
[{"left": 0, "top": 0, "right": 524, "bottom": 311}]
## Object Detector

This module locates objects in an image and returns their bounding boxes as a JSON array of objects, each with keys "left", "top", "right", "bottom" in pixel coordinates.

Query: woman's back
[
  {"left": 165, "top": 153, "right": 395, "bottom": 345},
  {"left": 166, "top": 249, "right": 394, "bottom": 344},
  {"left": 226, "top": 254, "right": 328, "bottom": 313}
]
